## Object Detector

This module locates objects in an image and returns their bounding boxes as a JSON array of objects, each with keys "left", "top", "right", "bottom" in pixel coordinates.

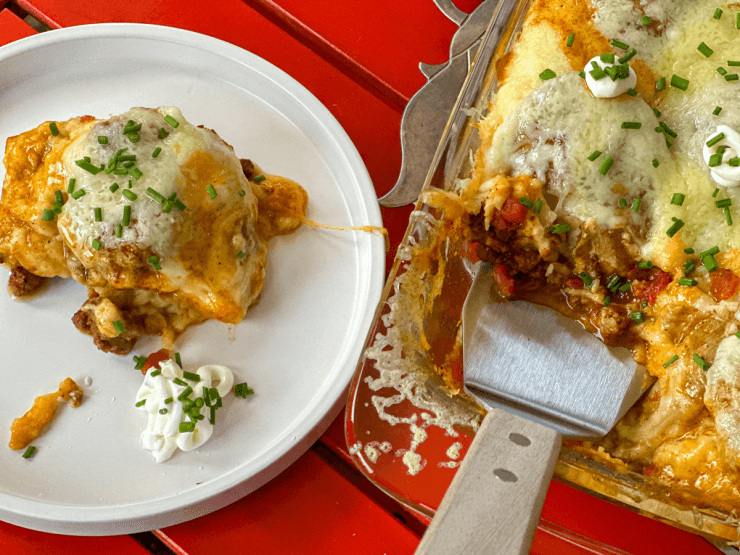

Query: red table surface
[{"left": 0, "top": 1, "right": 724, "bottom": 554}]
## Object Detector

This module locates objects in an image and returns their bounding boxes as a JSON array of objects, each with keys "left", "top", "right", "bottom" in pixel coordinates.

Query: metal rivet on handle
[{"left": 493, "top": 468, "right": 518, "bottom": 482}]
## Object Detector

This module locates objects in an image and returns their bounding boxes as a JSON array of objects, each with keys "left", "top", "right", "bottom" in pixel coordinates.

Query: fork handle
[{"left": 415, "top": 409, "right": 562, "bottom": 555}]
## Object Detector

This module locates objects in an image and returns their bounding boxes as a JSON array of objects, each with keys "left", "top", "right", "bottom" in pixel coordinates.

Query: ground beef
[
  {"left": 71, "top": 303, "right": 138, "bottom": 355},
  {"left": 7, "top": 267, "right": 47, "bottom": 298}
]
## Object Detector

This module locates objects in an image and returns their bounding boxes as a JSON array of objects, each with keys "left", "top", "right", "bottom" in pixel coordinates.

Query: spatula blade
[{"left": 462, "top": 262, "right": 651, "bottom": 438}]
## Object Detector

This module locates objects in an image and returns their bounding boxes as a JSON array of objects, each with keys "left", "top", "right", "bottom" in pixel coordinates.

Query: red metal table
[{"left": 0, "top": 1, "right": 723, "bottom": 553}]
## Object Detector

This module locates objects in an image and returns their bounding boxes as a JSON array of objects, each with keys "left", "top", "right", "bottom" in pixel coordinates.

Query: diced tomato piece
[
  {"left": 141, "top": 348, "right": 170, "bottom": 374},
  {"left": 710, "top": 268, "right": 740, "bottom": 301},
  {"left": 492, "top": 197, "right": 528, "bottom": 231},
  {"left": 500, "top": 197, "right": 528, "bottom": 224},
  {"left": 465, "top": 240, "right": 481, "bottom": 263},
  {"left": 564, "top": 276, "right": 584, "bottom": 290},
  {"left": 633, "top": 269, "right": 671, "bottom": 305},
  {"left": 642, "top": 464, "right": 656, "bottom": 477},
  {"left": 493, "top": 263, "right": 515, "bottom": 296}
]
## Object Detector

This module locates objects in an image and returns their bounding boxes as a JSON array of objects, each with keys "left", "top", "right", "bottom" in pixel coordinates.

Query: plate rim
[{"left": 0, "top": 23, "right": 384, "bottom": 535}]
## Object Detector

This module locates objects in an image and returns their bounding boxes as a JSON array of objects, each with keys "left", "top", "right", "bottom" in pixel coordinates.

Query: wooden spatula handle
[{"left": 415, "top": 409, "right": 562, "bottom": 555}]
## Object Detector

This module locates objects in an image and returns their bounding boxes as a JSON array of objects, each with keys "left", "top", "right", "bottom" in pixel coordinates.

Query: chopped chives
[
  {"left": 41, "top": 209, "right": 54, "bottom": 221},
  {"left": 148, "top": 255, "right": 162, "bottom": 270},
  {"left": 590, "top": 66, "right": 607, "bottom": 80},
  {"left": 679, "top": 277, "right": 697, "bottom": 286},
  {"left": 718, "top": 66, "right": 728, "bottom": 76},
  {"left": 175, "top": 352, "right": 182, "bottom": 367},
  {"left": 109, "top": 183, "right": 120, "bottom": 193},
  {"left": 653, "top": 108, "right": 661, "bottom": 118},
  {"left": 152, "top": 147, "right": 162, "bottom": 158},
  {"left": 716, "top": 199, "right": 732, "bottom": 208},
  {"left": 630, "top": 311, "right": 646, "bottom": 324},
  {"left": 534, "top": 199, "right": 543, "bottom": 213},
  {"left": 127, "top": 133, "right": 140, "bottom": 143},
  {"left": 640, "top": 15, "right": 651, "bottom": 25},
  {"left": 698, "top": 42, "right": 714, "bottom": 57},
  {"left": 94, "top": 207, "right": 102, "bottom": 222},
  {"left": 177, "top": 386, "right": 193, "bottom": 402},
  {"left": 693, "top": 354, "right": 709, "bottom": 371},
  {"left": 670, "top": 193, "right": 685, "bottom": 205},
  {"left": 611, "top": 39, "right": 629, "bottom": 50},
  {"left": 619, "top": 197, "right": 628, "bottom": 207},
  {"left": 238, "top": 189, "right": 246, "bottom": 197},
  {"left": 71, "top": 189, "right": 86, "bottom": 200},
  {"left": 22, "top": 446, "right": 36, "bottom": 459},
  {"left": 159, "top": 408, "right": 168, "bottom": 415},
  {"left": 122, "top": 205, "right": 131, "bottom": 226},
  {"left": 237, "top": 251, "right": 245, "bottom": 259},
  {"left": 207, "top": 184, "right": 217, "bottom": 199},
  {"left": 663, "top": 355, "right": 679, "bottom": 368},
  {"left": 183, "top": 371, "right": 201, "bottom": 382},
  {"left": 700, "top": 246, "right": 720, "bottom": 258},
  {"left": 75, "top": 159, "right": 102, "bottom": 174},
  {"left": 652, "top": 158, "right": 660, "bottom": 168},
  {"left": 725, "top": 74, "right": 739, "bottom": 82},
  {"left": 730, "top": 158, "right": 740, "bottom": 166},
  {"left": 179, "top": 422, "right": 196, "bottom": 433},
  {"left": 670, "top": 75, "right": 689, "bottom": 90},
  {"left": 714, "top": 106, "right": 723, "bottom": 115},
  {"left": 737, "top": 12, "right": 740, "bottom": 29},
  {"left": 707, "top": 132, "right": 725, "bottom": 147},
  {"left": 619, "top": 281, "right": 632, "bottom": 292},
  {"left": 615, "top": 64, "right": 630, "bottom": 79},
  {"left": 603, "top": 295, "right": 611, "bottom": 307},
  {"left": 122, "top": 190, "right": 137, "bottom": 201},
  {"left": 253, "top": 175, "right": 266, "bottom": 183},
  {"left": 666, "top": 219, "right": 684, "bottom": 237},
  {"left": 606, "top": 275, "right": 621, "bottom": 290},
  {"left": 600, "top": 52, "right": 615, "bottom": 64},
  {"left": 97, "top": 136, "right": 108, "bottom": 144},
  {"left": 116, "top": 224, "right": 122, "bottom": 238},
  {"left": 656, "top": 76, "right": 666, "bottom": 91},
  {"left": 539, "top": 68, "right": 557, "bottom": 81},
  {"left": 578, "top": 70, "right": 586, "bottom": 79},
  {"left": 49, "top": 122, "right": 59, "bottom": 136},
  {"left": 146, "top": 187, "right": 166, "bottom": 204},
  {"left": 632, "top": 198, "right": 642, "bottom": 211},
  {"left": 729, "top": 61, "right": 740, "bottom": 67},
  {"left": 520, "top": 197, "right": 533, "bottom": 209},
  {"left": 67, "top": 178, "right": 76, "bottom": 193},
  {"left": 627, "top": 88, "right": 638, "bottom": 96},
  {"left": 162, "top": 200, "right": 174, "bottom": 213},
  {"left": 113, "top": 320, "right": 126, "bottom": 334},
  {"left": 621, "top": 121, "right": 642, "bottom": 129},
  {"left": 566, "top": 33, "right": 575, "bottom": 47},
  {"left": 703, "top": 254, "right": 719, "bottom": 272},
  {"left": 92, "top": 238, "right": 101, "bottom": 251},
  {"left": 684, "top": 248, "right": 695, "bottom": 254},
  {"left": 598, "top": 156, "right": 614, "bottom": 175},
  {"left": 158, "top": 127, "right": 168, "bottom": 138},
  {"left": 714, "top": 8, "right": 723, "bottom": 19},
  {"left": 123, "top": 121, "right": 141, "bottom": 134},
  {"left": 551, "top": 224, "right": 570, "bottom": 234},
  {"left": 588, "top": 150, "right": 602, "bottom": 161},
  {"left": 725, "top": 207, "right": 733, "bottom": 225},
  {"left": 164, "top": 115, "right": 179, "bottom": 127},
  {"left": 174, "top": 199, "right": 186, "bottom": 211},
  {"left": 579, "top": 273, "right": 593, "bottom": 288},
  {"left": 637, "top": 260, "right": 653, "bottom": 269},
  {"left": 618, "top": 49, "right": 637, "bottom": 64},
  {"left": 684, "top": 258, "right": 695, "bottom": 274},
  {"left": 133, "top": 356, "right": 146, "bottom": 370},
  {"left": 659, "top": 122, "right": 677, "bottom": 138},
  {"left": 164, "top": 397, "right": 173, "bottom": 404},
  {"left": 713, "top": 187, "right": 720, "bottom": 197},
  {"left": 130, "top": 167, "right": 143, "bottom": 180}
]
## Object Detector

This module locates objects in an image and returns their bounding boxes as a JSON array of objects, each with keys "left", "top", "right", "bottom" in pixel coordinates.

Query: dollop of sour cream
[
  {"left": 135, "top": 360, "right": 234, "bottom": 462},
  {"left": 583, "top": 55, "right": 637, "bottom": 98},
  {"left": 703, "top": 125, "right": 740, "bottom": 187}
]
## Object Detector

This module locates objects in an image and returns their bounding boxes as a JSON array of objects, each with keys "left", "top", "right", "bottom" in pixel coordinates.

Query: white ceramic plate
[{"left": 0, "top": 24, "right": 384, "bottom": 535}]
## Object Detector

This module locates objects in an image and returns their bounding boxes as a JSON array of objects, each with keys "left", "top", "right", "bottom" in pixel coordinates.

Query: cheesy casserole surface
[
  {"left": 421, "top": 0, "right": 740, "bottom": 511},
  {"left": 0, "top": 107, "right": 307, "bottom": 353}
]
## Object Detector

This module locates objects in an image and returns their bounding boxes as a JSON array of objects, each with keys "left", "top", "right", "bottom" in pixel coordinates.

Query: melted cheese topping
[{"left": 485, "top": 73, "right": 669, "bottom": 230}]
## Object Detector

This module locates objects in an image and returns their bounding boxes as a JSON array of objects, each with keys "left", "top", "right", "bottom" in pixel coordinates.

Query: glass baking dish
[{"left": 345, "top": 0, "right": 740, "bottom": 547}]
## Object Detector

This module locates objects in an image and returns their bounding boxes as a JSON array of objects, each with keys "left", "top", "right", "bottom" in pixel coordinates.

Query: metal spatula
[{"left": 415, "top": 262, "right": 653, "bottom": 555}]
